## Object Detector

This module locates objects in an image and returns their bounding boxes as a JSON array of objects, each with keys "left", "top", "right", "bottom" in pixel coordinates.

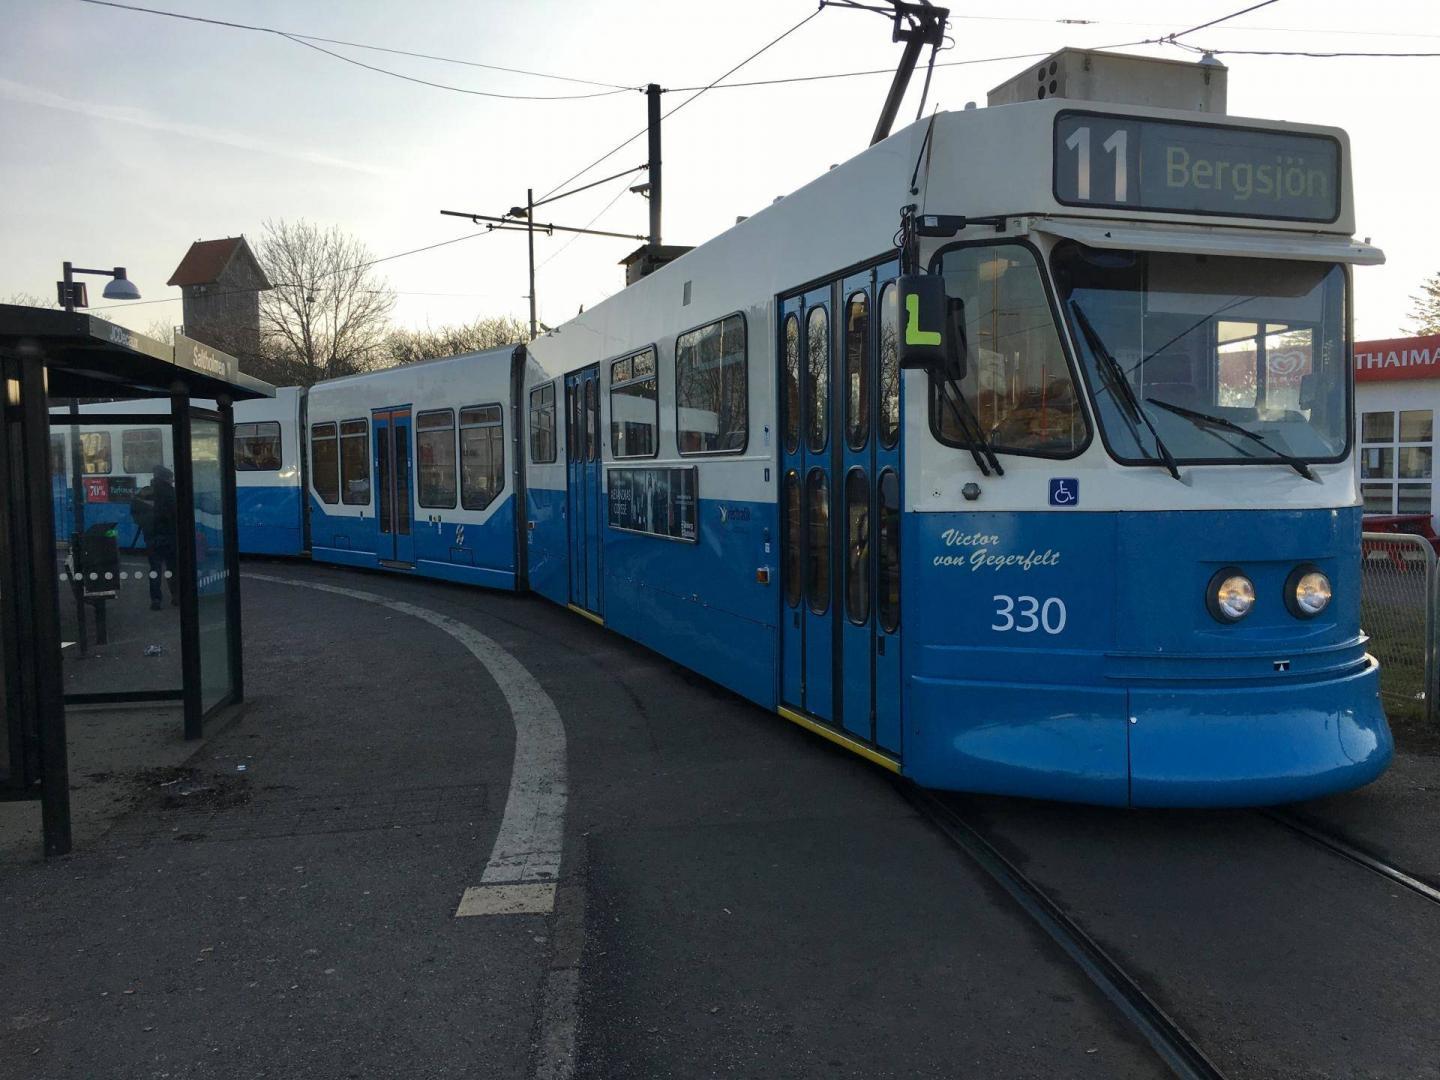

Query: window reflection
[{"left": 934, "top": 244, "right": 1087, "bottom": 456}]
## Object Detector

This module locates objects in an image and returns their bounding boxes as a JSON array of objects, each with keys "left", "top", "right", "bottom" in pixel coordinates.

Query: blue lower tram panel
[
  {"left": 273, "top": 488, "right": 1395, "bottom": 808},
  {"left": 898, "top": 505, "right": 1392, "bottom": 807}
]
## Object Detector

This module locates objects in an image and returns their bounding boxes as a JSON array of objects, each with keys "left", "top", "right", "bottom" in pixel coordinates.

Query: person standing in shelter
[{"left": 134, "top": 466, "right": 179, "bottom": 610}]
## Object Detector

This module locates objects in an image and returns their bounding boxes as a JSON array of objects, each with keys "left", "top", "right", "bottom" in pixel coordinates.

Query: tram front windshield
[{"left": 1050, "top": 241, "right": 1349, "bottom": 466}]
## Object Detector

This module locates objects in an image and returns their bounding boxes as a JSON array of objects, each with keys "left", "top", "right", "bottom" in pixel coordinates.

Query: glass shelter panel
[
  {"left": 52, "top": 419, "right": 182, "bottom": 697},
  {"left": 192, "top": 418, "right": 234, "bottom": 714}
]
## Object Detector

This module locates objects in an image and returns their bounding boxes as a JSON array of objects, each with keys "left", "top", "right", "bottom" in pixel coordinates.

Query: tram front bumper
[
  {"left": 905, "top": 656, "right": 1392, "bottom": 808},
  {"left": 1126, "top": 654, "right": 1391, "bottom": 808}
]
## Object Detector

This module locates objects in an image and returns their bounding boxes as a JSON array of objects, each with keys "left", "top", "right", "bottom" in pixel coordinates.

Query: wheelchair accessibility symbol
[{"left": 1049, "top": 478, "right": 1079, "bottom": 507}]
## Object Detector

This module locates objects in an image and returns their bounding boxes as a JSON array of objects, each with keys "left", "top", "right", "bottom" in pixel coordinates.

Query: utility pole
[
  {"left": 526, "top": 187, "right": 537, "bottom": 340},
  {"left": 441, "top": 85, "right": 670, "bottom": 328},
  {"left": 646, "top": 83, "right": 662, "bottom": 248}
]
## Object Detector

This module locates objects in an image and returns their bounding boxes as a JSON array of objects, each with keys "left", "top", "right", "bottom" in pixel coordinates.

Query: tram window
[
  {"left": 339, "top": 419, "right": 370, "bottom": 505},
  {"left": 417, "top": 409, "right": 457, "bottom": 508},
  {"left": 566, "top": 384, "right": 578, "bottom": 463},
  {"left": 845, "top": 292, "right": 870, "bottom": 450},
  {"left": 529, "top": 383, "right": 557, "bottom": 464},
  {"left": 783, "top": 470, "right": 802, "bottom": 608},
  {"left": 461, "top": 404, "right": 505, "bottom": 511},
  {"left": 806, "top": 307, "right": 829, "bottom": 453},
  {"left": 49, "top": 434, "right": 66, "bottom": 477},
  {"left": 585, "top": 377, "right": 599, "bottom": 462},
  {"left": 122, "top": 427, "right": 164, "bottom": 474},
  {"left": 79, "top": 431, "right": 112, "bottom": 475},
  {"left": 877, "top": 469, "right": 900, "bottom": 633},
  {"left": 610, "top": 348, "right": 658, "bottom": 459},
  {"left": 676, "top": 313, "right": 748, "bottom": 455},
  {"left": 844, "top": 469, "right": 871, "bottom": 625},
  {"left": 933, "top": 243, "right": 1087, "bottom": 456},
  {"left": 311, "top": 422, "right": 339, "bottom": 504},
  {"left": 805, "top": 468, "right": 830, "bottom": 614},
  {"left": 234, "top": 421, "right": 282, "bottom": 472},
  {"left": 878, "top": 283, "right": 900, "bottom": 449},
  {"left": 783, "top": 313, "right": 800, "bottom": 454}
]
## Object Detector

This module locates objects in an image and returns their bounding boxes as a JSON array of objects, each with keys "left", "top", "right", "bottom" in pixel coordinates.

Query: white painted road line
[{"left": 247, "top": 574, "right": 568, "bottom": 916}]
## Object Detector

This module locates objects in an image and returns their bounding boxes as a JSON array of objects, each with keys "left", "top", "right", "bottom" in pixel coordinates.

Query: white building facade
[{"left": 1356, "top": 333, "right": 1440, "bottom": 528}]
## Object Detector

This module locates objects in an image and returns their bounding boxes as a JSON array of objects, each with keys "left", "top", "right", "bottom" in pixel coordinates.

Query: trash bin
[{"left": 76, "top": 523, "right": 120, "bottom": 600}]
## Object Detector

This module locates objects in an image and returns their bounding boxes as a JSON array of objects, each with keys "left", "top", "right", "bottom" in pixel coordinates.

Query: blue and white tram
[
  {"left": 233, "top": 386, "right": 306, "bottom": 556},
  {"left": 276, "top": 52, "right": 1390, "bottom": 806},
  {"left": 303, "top": 346, "right": 521, "bottom": 587},
  {"left": 516, "top": 55, "right": 1391, "bottom": 806}
]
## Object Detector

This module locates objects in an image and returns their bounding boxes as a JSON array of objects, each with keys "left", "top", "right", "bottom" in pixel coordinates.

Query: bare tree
[
  {"left": 143, "top": 318, "right": 177, "bottom": 345},
  {"left": 1408, "top": 272, "right": 1440, "bottom": 336},
  {"left": 5, "top": 291, "right": 54, "bottom": 308},
  {"left": 382, "top": 316, "right": 530, "bottom": 367},
  {"left": 254, "top": 219, "right": 395, "bottom": 386}
]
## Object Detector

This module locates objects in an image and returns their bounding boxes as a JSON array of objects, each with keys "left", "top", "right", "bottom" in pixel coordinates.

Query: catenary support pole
[
  {"left": 527, "top": 188, "right": 537, "bottom": 340},
  {"left": 647, "top": 83, "right": 662, "bottom": 248}
]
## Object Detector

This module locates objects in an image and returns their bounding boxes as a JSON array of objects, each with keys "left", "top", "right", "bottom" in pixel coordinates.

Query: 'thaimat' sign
[{"left": 1354, "top": 334, "right": 1440, "bottom": 383}]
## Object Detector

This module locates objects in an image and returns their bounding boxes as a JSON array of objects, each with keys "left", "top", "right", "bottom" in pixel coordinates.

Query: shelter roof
[{"left": 0, "top": 305, "right": 273, "bottom": 400}]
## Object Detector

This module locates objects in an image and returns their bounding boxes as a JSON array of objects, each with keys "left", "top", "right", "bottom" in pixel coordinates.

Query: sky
[{"left": 1, "top": 0, "right": 1437, "bottom": 343}]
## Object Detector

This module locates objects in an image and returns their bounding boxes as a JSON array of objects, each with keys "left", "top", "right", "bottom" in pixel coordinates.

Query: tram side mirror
[{"left": 897, "top": 274, "right": 967, "bottom": 379}]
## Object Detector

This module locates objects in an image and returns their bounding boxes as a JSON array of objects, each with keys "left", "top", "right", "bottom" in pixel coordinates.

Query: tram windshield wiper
[
  {"left": 936, "top": 370, "right": 1004, "bottom": 477},
  {"left": 1143, "top": 398, "right": 1321, "bottom": 482},
  {"left": 1067, "top": 300, "right": 1182, "bottom": 482}
]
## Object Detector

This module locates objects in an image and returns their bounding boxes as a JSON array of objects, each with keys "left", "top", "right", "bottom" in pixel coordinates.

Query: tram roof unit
[{"left": 527, "top": 53, "right": 1377, "bottom": 378}]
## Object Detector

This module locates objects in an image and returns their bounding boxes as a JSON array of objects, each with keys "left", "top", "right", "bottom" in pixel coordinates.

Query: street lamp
[{"left": 56, "top": 261, "right": 141, "bottom": 312}]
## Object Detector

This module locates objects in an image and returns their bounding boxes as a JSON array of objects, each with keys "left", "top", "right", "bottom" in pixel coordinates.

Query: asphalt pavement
[{"left": 3, "top": 559, "right": 1439, "bottom": 1079}]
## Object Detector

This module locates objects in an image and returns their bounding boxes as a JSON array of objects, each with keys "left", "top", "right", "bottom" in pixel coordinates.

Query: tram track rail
[
  {"left": 1261, "top": 809, "right": 1440, "bottom": 908},
  {"left": 899, "top": 783, "right": 1229, "bottom": 1080}
]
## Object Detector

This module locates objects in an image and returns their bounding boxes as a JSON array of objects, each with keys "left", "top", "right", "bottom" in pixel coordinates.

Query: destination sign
[{"left": 1053, "top": 111, "right": 1341, "bottom": 223}]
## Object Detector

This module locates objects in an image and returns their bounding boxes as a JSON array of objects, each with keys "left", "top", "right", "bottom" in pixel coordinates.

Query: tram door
[
  {"left": 565, "top": 367, "right": 603, "bottom": 616},
  {"left": 372, "top": 407, "right": 414, "bottom": 565},
  {"left": 778, "top": 262, "right": 903, "bottom": 755}
]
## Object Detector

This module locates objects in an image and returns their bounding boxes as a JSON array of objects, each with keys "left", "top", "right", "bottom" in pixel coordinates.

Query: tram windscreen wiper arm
[
  {"left": 1067, "top": 300, "right": 1182, "bottom": 481},
  {"left": 936, "top": 373, "right": 1003, "bottom": 477},
  {"left": 1143, "top": 397, "right": 1320, "bottom": 482}
]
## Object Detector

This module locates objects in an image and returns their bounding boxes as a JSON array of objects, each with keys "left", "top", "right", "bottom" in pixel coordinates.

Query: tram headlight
[
  {"left": 1285, "top": 565, "right": 1331, "bottom": 619},
  {"left": 1207, "top": 568, "right": 1255, "bottom": 623}
]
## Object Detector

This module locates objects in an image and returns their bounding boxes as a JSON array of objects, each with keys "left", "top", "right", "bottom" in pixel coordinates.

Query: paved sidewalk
[{"left": 10, "top": 560, "right": 1439, "bottom": 1079}]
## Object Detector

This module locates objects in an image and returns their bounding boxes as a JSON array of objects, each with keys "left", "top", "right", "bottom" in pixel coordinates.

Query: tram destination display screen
[
  {"left": 607, "top": 466, "right": 698, "bottom": 543},
  {"left": 1053, "top": 111, "right": 1341, "bottom": 223}
]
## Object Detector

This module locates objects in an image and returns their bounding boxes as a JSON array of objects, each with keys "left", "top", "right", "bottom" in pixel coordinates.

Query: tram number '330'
[{"left": 992, "top": 595, "right": 1068, "bottom": 635}]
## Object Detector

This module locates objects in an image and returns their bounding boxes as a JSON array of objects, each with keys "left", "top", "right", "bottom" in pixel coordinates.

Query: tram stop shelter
[{"left": 0, "top": 304, "right": 273, "bottom": 856}]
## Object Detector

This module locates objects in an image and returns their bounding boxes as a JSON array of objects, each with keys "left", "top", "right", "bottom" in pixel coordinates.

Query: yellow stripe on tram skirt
[
  {"left": 566, "top": 603, "right": 604, "bottom": 627},
  {"left": 776, "top": 706, "right": 901, "bottom": 773}
]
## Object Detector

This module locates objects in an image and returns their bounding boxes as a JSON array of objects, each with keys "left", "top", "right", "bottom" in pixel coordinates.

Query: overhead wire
[
  {"left": 1174, "top": 43, "right": 1440, "bottom": 58},
  {"left": 536, "top": 171, "right": 645, "bottom": 274},
  {"left": 278, "top": 33, "right": 632, "bottom": 100},
  {"left": 92, "top": 230, "right": 496, "bottom": 309},
  {"left": 535, "top": 6, "right": 825, "bottom": 202},
  {"left": 1163, "top": 0, "right": 1281, "bottom": 42},
  {"left": 73, "top": 0, "right": 641, "bottom": 98}
]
